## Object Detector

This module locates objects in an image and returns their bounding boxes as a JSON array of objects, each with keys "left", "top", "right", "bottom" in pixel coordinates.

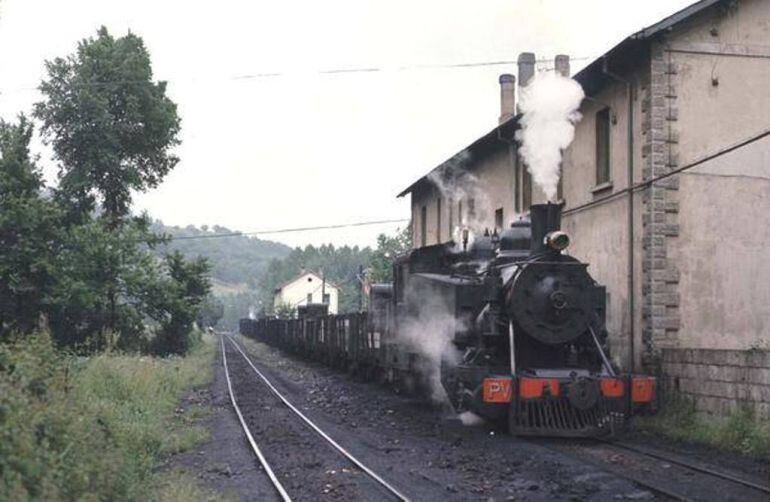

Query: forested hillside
[
  {"left": 152, "top": 223, "right": 411, "bottom": 329},
  {"left": 151, "top": 223, "right": 292, "bottom": 291}
]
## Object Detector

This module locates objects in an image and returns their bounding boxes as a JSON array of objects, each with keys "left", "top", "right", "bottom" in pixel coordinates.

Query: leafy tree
[
  {"left": 218, "top": 291, "right": 263, "bottom": 331},
  {"left": 368, "top": 226, "right": 412, "bottom": 283},
  {"left": 0, "top": 116, "right": 61, "bottom": 336},
  {"left": 46, "top": 216, "right": 166, "bottom": 350},
  {"left": 274, "top": 303, "right": 297, "bottom": 320},
  {"left": 197, "top": 295, "right": 224, "bottom": 328},
  {"left": 34, "top": 26, "right": 180, "bottom": 224},
  {"left": 152, "top": 252, "right": 211, "bottom": 355}
]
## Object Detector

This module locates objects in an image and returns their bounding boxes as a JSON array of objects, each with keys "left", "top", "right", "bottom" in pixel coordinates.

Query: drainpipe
[{"left": 602, "top": 56, "right": 635, "bottom": 373}]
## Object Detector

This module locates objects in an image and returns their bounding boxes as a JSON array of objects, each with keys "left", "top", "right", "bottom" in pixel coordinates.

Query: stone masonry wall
[
  {"left": 641, "top": 41, "right": 681, "bottom": 369},
  {"left": 662, "top": 348, "right": 770, "bottom": 417}
]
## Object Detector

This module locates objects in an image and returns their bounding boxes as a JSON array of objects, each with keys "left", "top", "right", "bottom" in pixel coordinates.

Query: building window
[
  {"left": 448, "top": 197, "right": 454, "bottom": 238},
  {"left": 307, "top": 293, "right": 312, "bottom": 304},
  {"left": 596, "top": 107, "right": 611, "bottom": 185},
  {"left": 468, "top": 198, "right": 476, "bottom": 218},
  {"left": 436, "top": 197, "right": 442, "bottom": 242},
  {"left": 420, "top": 205, "right": 427, "bottom": 247},
  {"left": 322, "top": 293, "right": 330, "bottom": 304},
  {"left": 458, "top": 200, "right": 463, "bottom": 225},
  {"left": 495, "top": 208, "right": 504, "bottom": 231}
]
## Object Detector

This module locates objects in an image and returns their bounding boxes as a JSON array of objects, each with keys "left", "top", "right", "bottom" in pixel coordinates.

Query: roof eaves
[
  {"left": 274, "top": 271, "right": 340, "bottom": 293},
  {"left": 574, "top": 0, "right": 726, "bottom": 93},
  {"left": 634, "top": 0, "right": 723, "bottom": 39},
  {"left": 397, "top": 115, "right": 519, "bottom": 198}
]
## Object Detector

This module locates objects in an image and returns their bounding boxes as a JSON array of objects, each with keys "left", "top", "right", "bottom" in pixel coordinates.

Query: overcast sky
[{"left": 0, "top": 0, "right": 695, "bottom": 248}]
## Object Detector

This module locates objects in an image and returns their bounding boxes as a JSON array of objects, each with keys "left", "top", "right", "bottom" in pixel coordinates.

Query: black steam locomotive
[{"left": 241, "top": 203, "right": 655, "bottom": 436}]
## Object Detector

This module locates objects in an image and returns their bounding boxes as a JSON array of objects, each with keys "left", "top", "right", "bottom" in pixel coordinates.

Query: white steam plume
[
  {"left": 397, "top": 285, "right": 464, "bottom": 403},
  {"left": 427, "top": 153, "right": 494, "bottom": 247},
  {"left": 516, "top": 71, "right": 585, "bottom": 201},
  {"left": 458, "top": 411, "right": 484, "bottom": 426}
]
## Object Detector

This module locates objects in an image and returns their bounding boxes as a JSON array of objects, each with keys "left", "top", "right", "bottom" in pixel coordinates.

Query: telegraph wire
[
  {"left": 0, "top": 55, "right": 594, "bottom": 94},
  {"left": 563, "top": 126, "right": 770, "bottom": 217},
  {"left": 160, "top": 218, "right": 409, "bottom": 242}
]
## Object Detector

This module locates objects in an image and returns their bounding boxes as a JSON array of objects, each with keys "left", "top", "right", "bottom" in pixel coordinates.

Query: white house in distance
[{"left": 273, "top": 271, "right": 340, "bottom": 315}]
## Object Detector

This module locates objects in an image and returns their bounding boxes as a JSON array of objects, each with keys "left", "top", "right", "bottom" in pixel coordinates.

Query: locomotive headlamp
[{"left": 545, "top": 231, "right": 570, "bottom": 251}]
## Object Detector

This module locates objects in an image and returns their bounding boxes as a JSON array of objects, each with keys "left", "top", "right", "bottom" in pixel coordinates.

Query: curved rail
[
  {"left": 220, "top": 336, "right": 292, "bottom": 502},
  {"left": 532, "top": 439, "right": 695, "bottom": 502},
  {"left": 225, "top": 334, "right": 411, "bottom": 502},
  {"left": 597, "top": 438, "right": 770, "bottom": 495}
]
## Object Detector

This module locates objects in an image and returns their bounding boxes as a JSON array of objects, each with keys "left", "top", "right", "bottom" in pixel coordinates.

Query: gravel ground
[
  {"left": 225, "top": 336, "right": 395, "bottom": 501},
  {"left": 229, "top": 335, "right": 657, "bottom": 501},
  {"left": 162, "top": 341, "right": 279, "bottom": 501},
  {"left": 172, "top": 333, "right": 768, "bottom": 501}
]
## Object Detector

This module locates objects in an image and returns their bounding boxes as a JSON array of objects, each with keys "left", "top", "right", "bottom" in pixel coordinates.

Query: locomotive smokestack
[
  {"left": 499, "top": 73, "right": 516, "bottom": 124},
  {"left": 529, "top": 202, "right": 563, "bottom": 254}
]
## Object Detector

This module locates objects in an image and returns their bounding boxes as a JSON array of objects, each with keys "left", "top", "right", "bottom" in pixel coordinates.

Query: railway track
[
  {"left": 597, "top": 438, "right": 770, "bottom": 498},
  {"left": 220, "top": 334, "right": 410, "bottom": 502},
  {"left": 535, "top": 436, "right": 770, "bottom": 501},
  {"left": 222, "top": 331, "right": 767, "bottom": 501}
]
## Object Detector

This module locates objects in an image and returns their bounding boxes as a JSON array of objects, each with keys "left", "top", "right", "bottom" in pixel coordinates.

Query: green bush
[
  {"left": 0, "top": 331, "right": 215, "bottom": 500},
  {"left": 638, "top": 393, "right": 770, "bottom": 460}
]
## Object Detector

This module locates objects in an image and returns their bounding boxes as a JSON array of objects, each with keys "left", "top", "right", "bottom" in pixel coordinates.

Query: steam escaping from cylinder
[
  {"left": 458, "top": 411, "right": 485, "bottom": 426},
  {"left": 516, "top": 71, "right": 584, "bottom": 201},
  {"left": 397, "top": 286, "right": 463, "bottom": 403}
]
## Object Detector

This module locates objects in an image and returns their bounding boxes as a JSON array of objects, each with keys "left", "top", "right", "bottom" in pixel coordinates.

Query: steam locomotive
[{"left": 241, "top": 203, "right": 656, "bottom": 436}]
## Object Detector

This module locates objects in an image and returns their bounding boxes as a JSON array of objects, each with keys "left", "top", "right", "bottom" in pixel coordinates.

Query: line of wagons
[{"left": 240, "top": 288, "right": 429, "bottom": 393}]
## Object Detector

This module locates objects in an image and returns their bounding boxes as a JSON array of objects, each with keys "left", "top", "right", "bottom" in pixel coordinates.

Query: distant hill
[
  {"left": 150, "top": 222, "right": 406, "bottom": 330},
  {"left": 151, "top": 222, "right": 292, "bottom": 290}
]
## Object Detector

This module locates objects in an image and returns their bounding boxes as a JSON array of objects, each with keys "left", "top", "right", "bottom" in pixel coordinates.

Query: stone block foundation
[{"left": 662, "top": 348, "right": 770, "bottom": 418}]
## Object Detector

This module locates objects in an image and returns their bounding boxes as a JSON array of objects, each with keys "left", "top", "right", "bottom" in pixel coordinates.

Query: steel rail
[
  {"left": 225, "top": 334, "right": 411, "bottom": 502},
  {"left": 219, "top": 336, "right": 292, "bottom": 502},
  {"left": 597, "top": 438, "right": 770, "bottom": 495},
  {"left": 531, "top": 439, "right": 693, "bottom": 501}
]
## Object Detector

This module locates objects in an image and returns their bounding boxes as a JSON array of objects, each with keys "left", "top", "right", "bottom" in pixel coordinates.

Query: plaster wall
[
  {"left": 667, "top": 0, "right": 770, "bottom": 351},
  {"left": 274, "top": 272, "right": 340, "bottom": 315}
]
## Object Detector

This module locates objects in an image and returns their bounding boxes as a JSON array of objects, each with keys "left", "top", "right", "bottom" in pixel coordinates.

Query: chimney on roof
[
  {"left": 498, "top": 73, "right": 516, "bottom": 124},
  {"left": 555, "top": 54, "right": 570, "bottom": 77},
  {"left": 517, "top": 52, "right": 536, "bottom": 114},
  {"left": 517, "top": 52, "right": 536, "bottom": 87}
]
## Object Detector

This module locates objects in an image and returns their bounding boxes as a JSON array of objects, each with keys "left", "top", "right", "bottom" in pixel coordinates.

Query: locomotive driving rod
[
  {"left": 589, "top": 326, "right": 615, "bottom": 376},
  {"left": 509, "top": 321, "right": 516, "bottom": 375}
]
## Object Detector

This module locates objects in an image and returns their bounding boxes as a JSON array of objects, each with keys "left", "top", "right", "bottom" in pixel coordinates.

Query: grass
[
  {"left": 0, "top": 330, "right": 219, "bottom": 500},
  {"left": 637, "top": 394, "right": 770, "bottom": 461},
  {"left": 153, "top": 470, "right": 226, "bottom": 502}
]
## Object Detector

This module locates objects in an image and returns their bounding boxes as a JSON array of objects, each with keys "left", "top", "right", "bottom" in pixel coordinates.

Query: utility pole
[
  {"left": 358, "top": 264, "right": 364, "bottom": 312},
  {"left": 321, "top": 269, "right": 326, "bottom": 305}
]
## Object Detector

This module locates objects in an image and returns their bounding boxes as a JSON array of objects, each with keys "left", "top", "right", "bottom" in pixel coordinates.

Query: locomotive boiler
[{"left": 396, "top": 202, "right": 655, "bottom": 435}]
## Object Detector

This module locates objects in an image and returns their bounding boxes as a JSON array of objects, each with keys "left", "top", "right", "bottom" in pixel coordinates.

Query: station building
[
  {"left": 274, "top": 271, "right": 340, "bottom": 315},
  {"left": 398, "top": 0, "right": 770, "bottom": 416}
]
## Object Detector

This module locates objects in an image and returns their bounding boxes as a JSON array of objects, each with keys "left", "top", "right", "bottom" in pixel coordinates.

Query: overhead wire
[
  {"left": 563, "top": 126, "right": 770, "bottom": 216},
  {"left": 0, "top": 55, "right": 594, "bottom": 94},
  {"left": 160, "top": 218, "right": 409, "bottom": 243}
]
